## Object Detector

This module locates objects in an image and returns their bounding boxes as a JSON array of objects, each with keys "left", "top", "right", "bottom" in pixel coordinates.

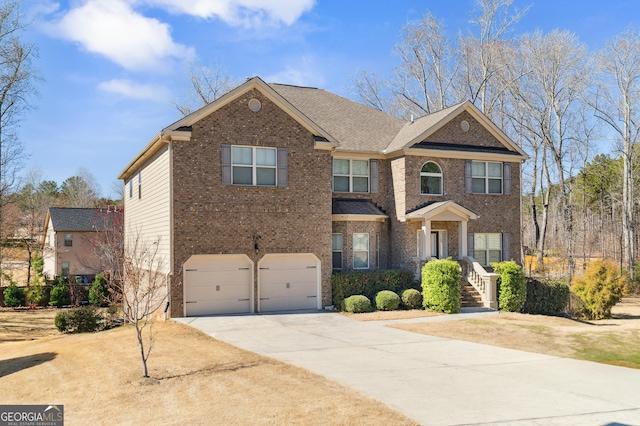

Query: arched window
[{"left": 421, "top": 162, "right": 442, "bottom": 195}]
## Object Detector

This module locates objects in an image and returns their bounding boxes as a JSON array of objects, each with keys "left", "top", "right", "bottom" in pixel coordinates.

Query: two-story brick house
[{"left": 118, "top": 77, "right": 527, "bottom": 317}]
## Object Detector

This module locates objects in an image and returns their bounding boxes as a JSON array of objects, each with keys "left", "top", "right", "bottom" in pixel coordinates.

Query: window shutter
[
  {"left": 370, "top": 159, "right": 379, "bottom": 193},
  {"left": 467, "top": 233, "right": 474, "bottom": 258},
  {"left": 465, "top": 160, "right": 472, "bottom": 193},
  {"left": 221, "top": 144, "right": 231, "bottom": 184},
  {"left": 502, "top": 233, "right": 511, "bottom": 261},
  {"left": 503, "top": 162, "right": 511, "bottom": 195},
  {"left": 277, "top": 147, "right": 288, "bottom": 187}
]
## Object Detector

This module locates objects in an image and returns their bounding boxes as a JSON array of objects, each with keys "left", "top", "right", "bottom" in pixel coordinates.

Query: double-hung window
[
  {"left": 232, "top": 146, "right": 277, "bottom": 186},
  {"left": 353, "top": 233, "right": 369, "bottom": 269},
  {"left": 64, "top": 233, "right": 73, "bottom": 247},
  {"left": 474, "top": 233, "right": 502, "bottom": 266},
  {"left": 332, "top": 233, "right": 343, "bottom": 270},
  {"left": 472, "top": 161, "right": 502, "bottom": 194},
  {"left": 333, "top": 159, "right": 369, "bottom": 193},
  {"left": 421, "top": 161, "right": 443, "bottom": 195}
]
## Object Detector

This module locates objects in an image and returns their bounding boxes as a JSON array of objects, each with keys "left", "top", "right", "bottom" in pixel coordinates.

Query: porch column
[
  {"left": 459, "top": 220, "right": 468, "bottom": 259},
  {"left": 423, "top": 219, "right": 432, "bottom": 260}
]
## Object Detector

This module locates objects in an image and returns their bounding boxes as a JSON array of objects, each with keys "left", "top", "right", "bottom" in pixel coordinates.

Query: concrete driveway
[{"left": 174, "top": 311, "right": 640, "bottom": 425}]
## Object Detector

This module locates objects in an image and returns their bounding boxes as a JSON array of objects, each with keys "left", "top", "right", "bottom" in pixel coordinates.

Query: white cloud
[
  {"left": 139, "top": 0, "right": 316, "bottom": 27},
  {"left": 48, "top": 0, "right": 194, "bottom": 71},
  {"left": 98, "top": 79, "right": 171, "bottom": 102}
]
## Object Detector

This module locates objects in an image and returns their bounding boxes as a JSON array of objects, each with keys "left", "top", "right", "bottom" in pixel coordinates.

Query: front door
[{"left": 431, "top": 232, "right": 439, "bottom": 259}]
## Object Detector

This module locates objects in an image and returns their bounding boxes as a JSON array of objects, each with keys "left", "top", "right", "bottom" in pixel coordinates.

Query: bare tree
[
  {"left": 351, "top": 70, "right": 396, "bottom": 115},
  {"left": 174, "top": 61, "right": 235, "bottom": 116},
  {"left": 392, "top": 11, "right": 461, "bottom": 116},
  {"left": 0, "top": 1, "right": 39, "bottom": 282},
  {"left": 117, "top": 232, "right": 168, "bottom": 378},
  {"left": 458, "top": 0, "right": 530, "bottom": 118},
  {"left": 77, "top": 207, "right": 124, "bottom": 282},
  {"left": 589, "top": 28, "right": 640, "bottom": 275},
  {"left": 512, "top": 30, "right": 592, "bottom": 279}
]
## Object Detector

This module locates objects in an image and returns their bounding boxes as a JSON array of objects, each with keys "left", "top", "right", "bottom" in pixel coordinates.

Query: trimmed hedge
[
  {"left": 54, "top": 306, "right": 103, "bottom": 333},
  {"left": 342, "top": 295, "right": 373, "bottom": 313},
  {"left": 375, "top": 290, "right": 400, "bottom": 311},
  {"left": 523, "top": 278, "right": 569, "bottom": 315},
  {"left": 421, "top": 258, "right": 461, "bottom": 313},
  {"left": 401, "top": 288, "right": 423, "bottom": 310},
  {"left": 492, "top": 261, "right": 526, "bottom": 312},
  {"left": 332, "top": 269, "right": 416, "bottom": 308}
]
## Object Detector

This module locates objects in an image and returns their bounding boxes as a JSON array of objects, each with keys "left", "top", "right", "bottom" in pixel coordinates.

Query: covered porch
[{"left": 406, "top": 201, "right": 497, "bottom": 309}]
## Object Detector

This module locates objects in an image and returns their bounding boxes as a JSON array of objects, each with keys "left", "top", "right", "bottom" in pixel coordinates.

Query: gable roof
[
  {"left": 119, "top": 77, "right": 527, "bottom": 181},
  {"left": 46, "top": 208, "right": 122, "bottom": 232}
]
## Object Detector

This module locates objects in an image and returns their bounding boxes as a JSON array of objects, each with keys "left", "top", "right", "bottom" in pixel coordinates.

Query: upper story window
[
  {"left": 333, "top": 159, "right": 369, "bottom": 193},
  {"left": 138, "top": 172, "right": 142, "bottom": 199},
  {"left": 472, "top": 161, "right": 502, "bottom": 194},
  {"left": 129, "top": 179, "right": 133, "bottom": 198},
  {"left": 420, "top": 161, "right": 443, "bottom": 195},
  {"left": 64, "top": 233, "right": 73, "bottom": 247},
  {"left": 232, "top": 146, "right": 277, "bottom": 186}
]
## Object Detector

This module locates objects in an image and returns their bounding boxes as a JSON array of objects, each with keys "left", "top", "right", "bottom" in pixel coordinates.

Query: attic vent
[
  {"left": 248, "top": 98, "right": 262, "bottom": 112},
  {"left": 460, "top": 120, "right": 470, "bottom": 132}
]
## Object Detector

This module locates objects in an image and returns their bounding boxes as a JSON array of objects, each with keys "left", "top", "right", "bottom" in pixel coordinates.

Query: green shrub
[
  {"left": 332, "top": 269, "right": 416, "bottom": 307},
  {"left": 401, "top": 288, "right": 423, "bottom": 310},
  {"left": 342, "top": 295, "right": 373, "bottom": 313},
  {"left": 421, "top": 258, "right": 461, "bottom": 313},
  {"left": 49, "top": 277, "right": 71, "bottom": 308},
  {"left": 571, "top": 260, "right": 627, "bottom": 320},
  {"left": 89, "top": 273, "right": 109, "bottom": 307},
  {"left": 54, "top": 307, "right": 103, "bottom": 333},
  {"left": 492, "top": 261, "right": 526, "bottom": 312},
  {"left": 375, "top": 290, "right": 400, "bottom": 311},
  {"left": 523, "top": 278, "right": 569, "bottom": 314},
  {"left": 27, "top": 282, "right": 46, "bottom": 306},
  {"left": 3, "top": 282, "right": 25, "bottom": 307},
  {"left": 54, "top": 311, "right": 70, "bottom": 332}
]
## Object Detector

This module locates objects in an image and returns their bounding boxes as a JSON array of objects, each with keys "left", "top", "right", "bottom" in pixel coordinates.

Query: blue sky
[{"left": 19, "top": 0, "right": 640, "bottom": 198}]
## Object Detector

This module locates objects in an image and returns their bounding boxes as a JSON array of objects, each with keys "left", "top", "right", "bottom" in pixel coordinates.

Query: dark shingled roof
[
  {"left": 332, "top": 199, "right": 387, "bottom": 216},
  {"left": 48, "top": 207, "right": 122, "bottom": 232},
  {"left": 410, "top": 141, "right": 519, "bottom": 155}
]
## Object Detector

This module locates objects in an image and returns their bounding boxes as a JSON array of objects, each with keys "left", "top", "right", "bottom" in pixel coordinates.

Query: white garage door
[
  {"left": 184, "top": 254, "right": 253, "bottom": 316},
  {"left": 258, "top": 254, "right": 320, "bottom": 312}
]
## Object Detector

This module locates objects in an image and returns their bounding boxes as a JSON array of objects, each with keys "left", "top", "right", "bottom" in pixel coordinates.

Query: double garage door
[{"left": 184, "top": 253, "right": 320, "bottom": 316}]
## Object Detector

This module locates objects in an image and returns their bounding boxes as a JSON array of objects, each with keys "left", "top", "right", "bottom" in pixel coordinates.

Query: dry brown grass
[
  {"left": 0, "top": 310, "right": 417, "bottom": 425},
  {"left": 391, "top": 297, "right": 640, "bottom": 368}
]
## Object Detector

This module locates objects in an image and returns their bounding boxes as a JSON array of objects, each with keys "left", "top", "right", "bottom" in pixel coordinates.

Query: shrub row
[
  {"left": 55, "top": 306, "right": 122, "bottom": 333},
  {"left": 342, "top": 288, "right": 423, "bottom": 313},
  {"left": 332, "top": 269, "right": 416, "bottom": 308}
]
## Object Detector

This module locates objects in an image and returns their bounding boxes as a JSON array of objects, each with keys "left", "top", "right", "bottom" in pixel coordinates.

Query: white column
[
  {"left": 423, "top": 219, "right": 431, "bottom": 260},
  {"left": 459, "top": 220, "right": 468, "bottom": 259}
]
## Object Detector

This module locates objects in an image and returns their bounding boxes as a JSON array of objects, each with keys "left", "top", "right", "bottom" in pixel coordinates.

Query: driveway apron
[{"left": 175, "top": 311, "right": 640, "bottom": 425}]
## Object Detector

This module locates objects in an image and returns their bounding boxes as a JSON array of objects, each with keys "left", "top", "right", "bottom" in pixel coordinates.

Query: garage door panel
[
  {"left": 184, "top": 255, "right": 252, "bottom": 316},
  {"left": 259, "top": 254, "right": 319, "bottom": 312}
]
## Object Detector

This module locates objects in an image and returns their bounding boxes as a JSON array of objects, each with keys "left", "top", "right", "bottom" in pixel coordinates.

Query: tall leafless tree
[
  {"left": 174, "top": 61, "right": 235, "bottom": 116},
  {"left": 589, "top": 28, "right": 640, "bottom": 276}
]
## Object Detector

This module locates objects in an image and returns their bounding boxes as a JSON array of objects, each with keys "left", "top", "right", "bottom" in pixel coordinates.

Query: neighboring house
[
  {"left": 42, "top": 207, "right": 123, "bottom": 281},
  {"left": 118, "top": 76, "right": 527, "bottom": 318}
]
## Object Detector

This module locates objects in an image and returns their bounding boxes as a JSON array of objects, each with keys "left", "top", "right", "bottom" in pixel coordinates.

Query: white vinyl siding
[{"left": 124, "top": 144, "right": 171, "bottom": 274}]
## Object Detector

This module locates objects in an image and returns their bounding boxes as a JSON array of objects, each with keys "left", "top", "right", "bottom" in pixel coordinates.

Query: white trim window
[
  {"left": 474, "top": 233, "right": 501, "bottom": 266},
  {"left": 64, "top": 233, "right": 73, "bottom": 247},
  {"left": 420, "top": 161, "right": 443, "bottom": 195},
  {"left": 332, "top": 233, "right": 343, "bottom": 270},
  {"left": 333, "top": 159, "right": 369, "bottom": 193},
  {"left": 353, "top": 233, "right": 369, "bottom": 269},
  {"left": 472, "top": 161, "right": 502, "bottom": 194},
  {"left": 232, "top": 146, "right": 277, "bottom": 186}
]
